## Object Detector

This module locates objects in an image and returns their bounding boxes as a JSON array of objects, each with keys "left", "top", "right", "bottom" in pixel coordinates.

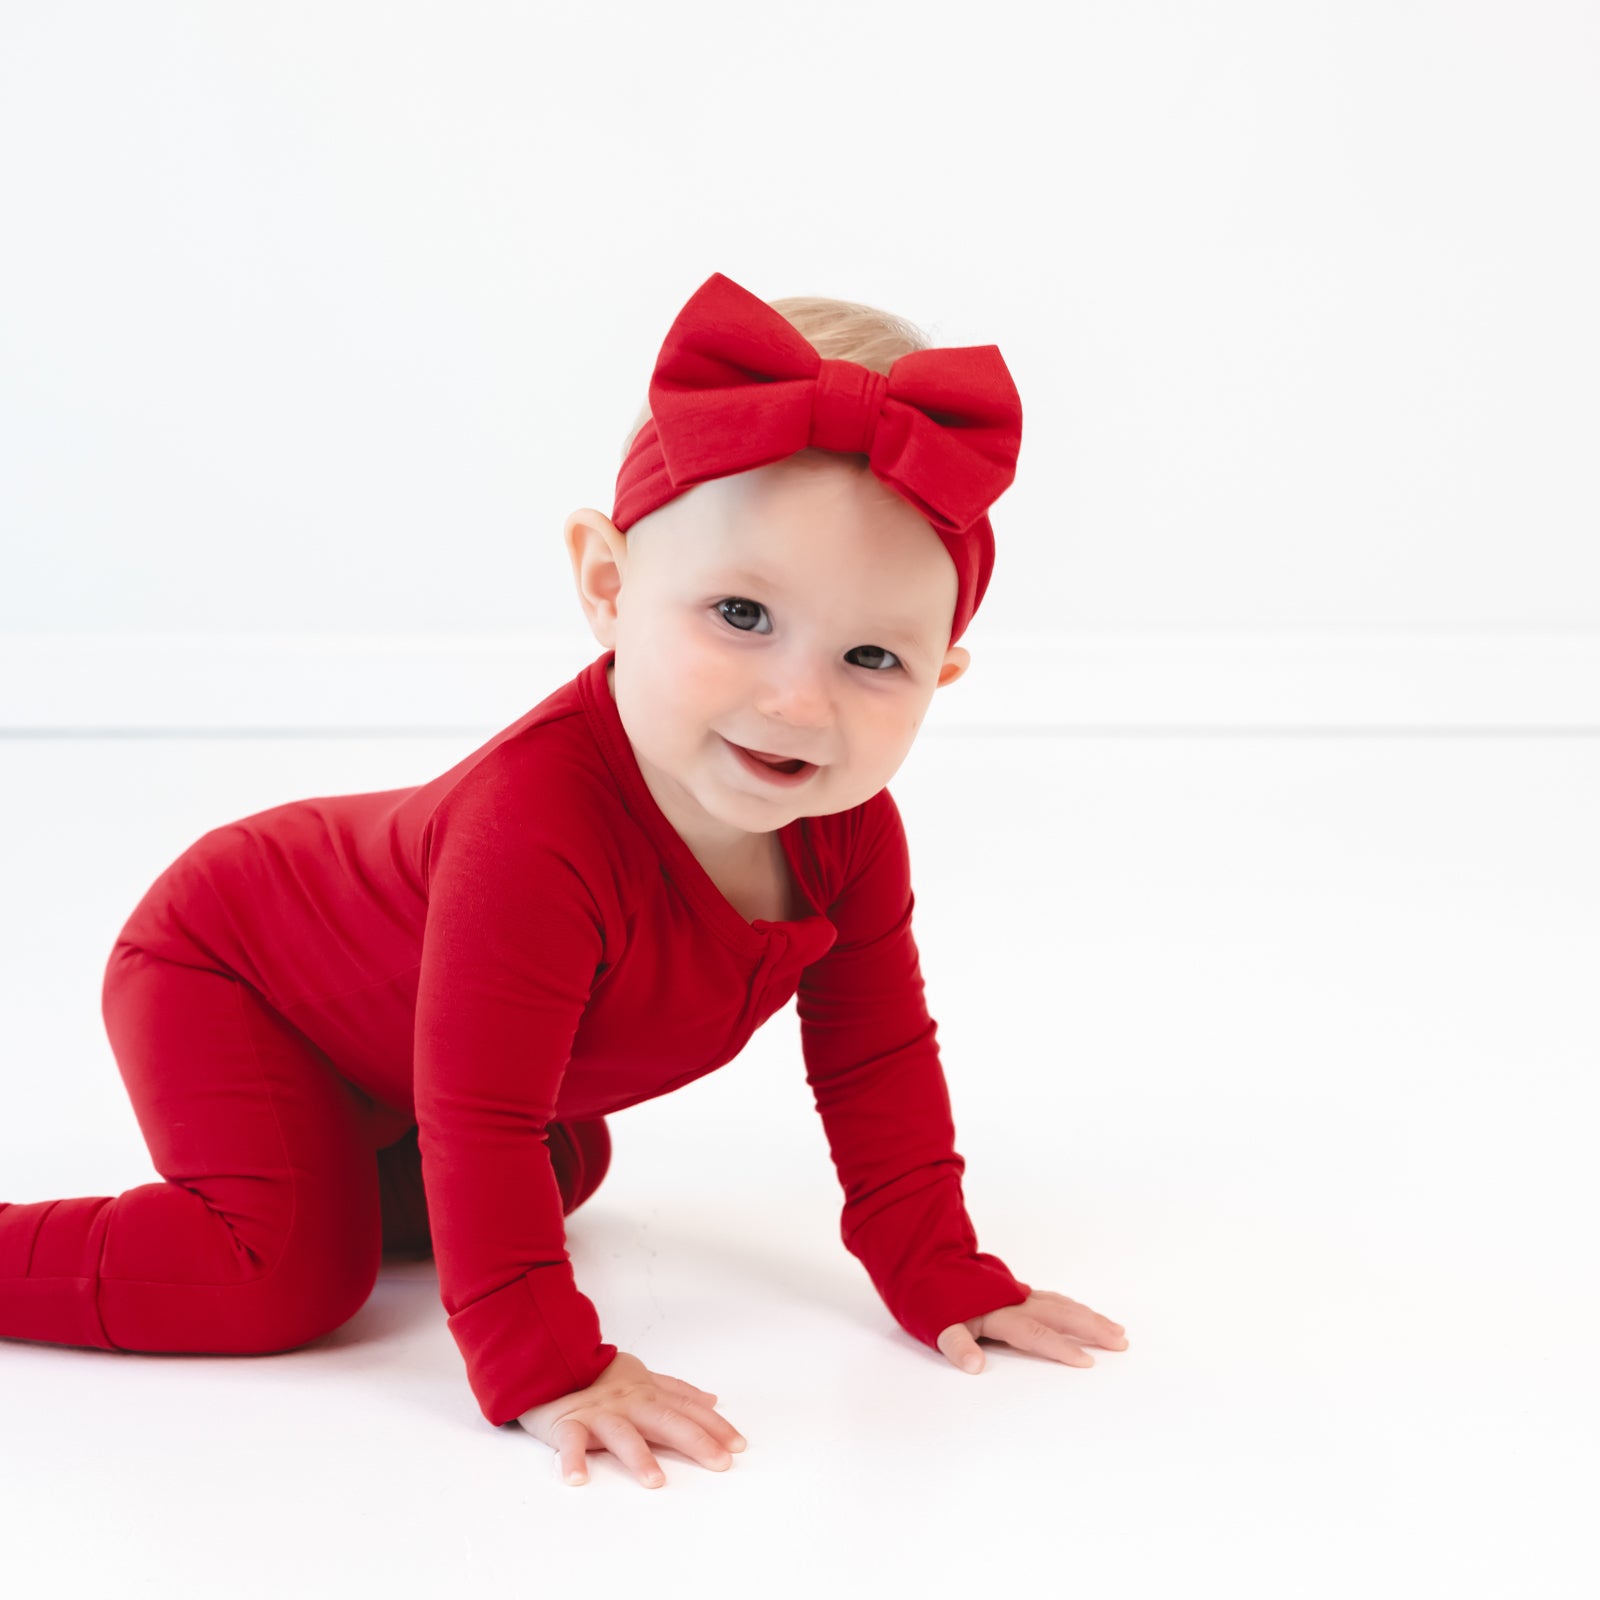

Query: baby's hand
[
  {"left": 936, "top": 1290, "right": 1128, "bottom": 1374},
  {"left": 517, "top": 1350, "right": 748, "bottom": 1489}
]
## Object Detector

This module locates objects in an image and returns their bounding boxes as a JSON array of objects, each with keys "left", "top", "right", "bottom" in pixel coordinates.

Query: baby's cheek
[{"left": 673, "top": 637, "right": 735, "bottom": 705}]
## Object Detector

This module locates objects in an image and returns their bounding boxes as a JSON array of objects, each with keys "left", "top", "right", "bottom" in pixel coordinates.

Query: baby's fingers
[
  {"left": 553, "top": 1416, "right": 594, "bottom": 1486},
  {"left": 581, "top": 1412, "right": 669, "bottom": 1489},
  {"left": 644, "top": 1399, "right": 742, "bottom": 1481},
  {"left": 559, "top": 1405, "right": 738, "bottom": 1490}
]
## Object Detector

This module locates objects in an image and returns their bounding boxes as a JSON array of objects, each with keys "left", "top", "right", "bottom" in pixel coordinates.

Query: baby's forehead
[
  {"left": 674, "top": 459, "right": 933, "bottom": 556},
  {"left": 723, "top": 450, "right": 889, "bottom": 507}
]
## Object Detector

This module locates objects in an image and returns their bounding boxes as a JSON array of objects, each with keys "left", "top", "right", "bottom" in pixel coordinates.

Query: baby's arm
[
  {"left": 416, "top": 755, "right": 754, "bottom": 1485},
  {"left": 795, "top": 788, "right": 1031, "bottom": 1350},
  {"left": 414, "top": 753, "right": 618, "bottom": 1425}
]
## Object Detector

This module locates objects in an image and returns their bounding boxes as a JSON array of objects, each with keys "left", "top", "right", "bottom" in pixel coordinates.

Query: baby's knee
[
  {"left": 212, "top": 1212, "right": 382, "bottom": 1354},
  {"left": 550, "top": 1117, "right": 611, "bottom": 1215},
  {"left": 241, "top": 1254, "right": 380, "bottom": 1353}
]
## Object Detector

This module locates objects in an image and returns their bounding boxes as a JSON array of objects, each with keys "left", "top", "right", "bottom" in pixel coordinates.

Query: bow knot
[{"left": 810, "top": 358, "right": 889, "bottom": 456}]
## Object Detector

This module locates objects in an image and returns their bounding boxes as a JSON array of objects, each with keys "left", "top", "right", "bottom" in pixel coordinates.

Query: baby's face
[{"left": 578, "top": 453, "right": 968, "bottom": 849}]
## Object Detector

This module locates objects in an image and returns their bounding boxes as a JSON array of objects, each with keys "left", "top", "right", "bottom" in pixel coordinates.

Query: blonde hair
[{"left": 617, "top": 291, "right": 933, "bottom": 465}]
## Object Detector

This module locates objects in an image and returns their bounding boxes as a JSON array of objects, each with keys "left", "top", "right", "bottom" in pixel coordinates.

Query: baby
[{"left": 0, "top": 271, "right": 1127, "bottom": 1489}]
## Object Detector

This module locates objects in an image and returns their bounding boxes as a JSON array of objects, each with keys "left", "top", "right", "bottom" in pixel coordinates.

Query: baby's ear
[
  {"left": 564, "top": 509, "right": 627, "bottom": 641},
  {"left": 563, "top": 507, "right": 617, "bottom": 566},
  {"left": 937, "top": 646, "right": 971, "bottom": 688}
]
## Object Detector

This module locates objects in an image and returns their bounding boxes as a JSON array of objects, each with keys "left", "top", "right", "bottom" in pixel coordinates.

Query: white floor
[{"left": 1, "top": 726, "right": 1596, "bottom": 1598}]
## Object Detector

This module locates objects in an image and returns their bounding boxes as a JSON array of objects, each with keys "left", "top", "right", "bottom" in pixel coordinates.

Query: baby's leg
[
  {"left": 375, "top": 1125, "right": 432, "bottom": 1259},
  {"left": 547, "top": 1115, "right": 612, "bottom": 1216},
  {"left": 0, "top": 940, "right": 381, "bottom": 1355},
  {"left": 374, "top": 1114, "right": 612, "bottom": 1259}
]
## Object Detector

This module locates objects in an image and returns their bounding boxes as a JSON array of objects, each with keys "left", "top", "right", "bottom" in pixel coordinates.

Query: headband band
[{"left": 610, "top": 271, "right": 1023, "bottom": 648}]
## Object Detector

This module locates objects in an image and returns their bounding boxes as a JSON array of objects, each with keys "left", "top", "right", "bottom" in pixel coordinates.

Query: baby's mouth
[
  {"left": 743, "top": 748, "right": 808, "bottom": 774},
  {"left": 723, "top": 735, "right": 819, "bottom": 778}
]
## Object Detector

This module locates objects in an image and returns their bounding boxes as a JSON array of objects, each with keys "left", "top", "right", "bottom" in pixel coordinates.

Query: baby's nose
[{"left": 760, "top": 672, "right": 830, "bottom": 722}]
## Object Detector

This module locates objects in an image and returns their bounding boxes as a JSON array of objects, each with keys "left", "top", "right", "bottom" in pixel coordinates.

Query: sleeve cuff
[
  {"left": 445, "top": 1267, "right": 618, "bottom": 1426},
  {"left": 890, "top": 1253, "right": 1033, "bottom": 1350}
]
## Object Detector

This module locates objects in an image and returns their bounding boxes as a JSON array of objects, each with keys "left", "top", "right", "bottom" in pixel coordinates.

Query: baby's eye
[
  {"left": 713, "top": 598, "right": 903, "bottom": 672},
  {"left": 848, "top": 645, "right": 901, "bottom": 672},
  {"left": 716, "top": 597, "right": 772, "bottom": 635}
]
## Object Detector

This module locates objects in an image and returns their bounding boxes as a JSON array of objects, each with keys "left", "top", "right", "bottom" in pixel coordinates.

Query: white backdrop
[{"left": 1, "top": 0, "right": 1597, "bottom": 728}]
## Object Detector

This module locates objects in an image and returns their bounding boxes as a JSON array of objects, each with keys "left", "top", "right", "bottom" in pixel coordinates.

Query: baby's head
[{"left": 564, "top": 283, "right": 1009, "bottom": 851}]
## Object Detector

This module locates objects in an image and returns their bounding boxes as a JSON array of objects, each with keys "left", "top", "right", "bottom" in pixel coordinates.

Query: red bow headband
[{"left": 611, "top": 271, "right": 1023, "bottom": 648}]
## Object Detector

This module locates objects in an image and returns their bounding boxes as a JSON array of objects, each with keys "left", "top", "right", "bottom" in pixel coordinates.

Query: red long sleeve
[
  {"left": 413, "top": 753, "right": 620, "bottom": 1425},
  {"left": 797, "top": 788, "right": 1031, "bottom": 1351}
]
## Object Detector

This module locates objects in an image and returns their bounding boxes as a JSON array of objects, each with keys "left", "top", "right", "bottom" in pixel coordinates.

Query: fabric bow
[{"left": 636, "top": 272, "right": 1023, "bottom": 539}]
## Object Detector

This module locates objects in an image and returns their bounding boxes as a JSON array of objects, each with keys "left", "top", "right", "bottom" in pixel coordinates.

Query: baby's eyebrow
[
  {"left": 716, "top": 570, "right": 926, "bottom": 651},
  {"left": 720, "top": 566, "right": 781, "bottom": 590}
]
